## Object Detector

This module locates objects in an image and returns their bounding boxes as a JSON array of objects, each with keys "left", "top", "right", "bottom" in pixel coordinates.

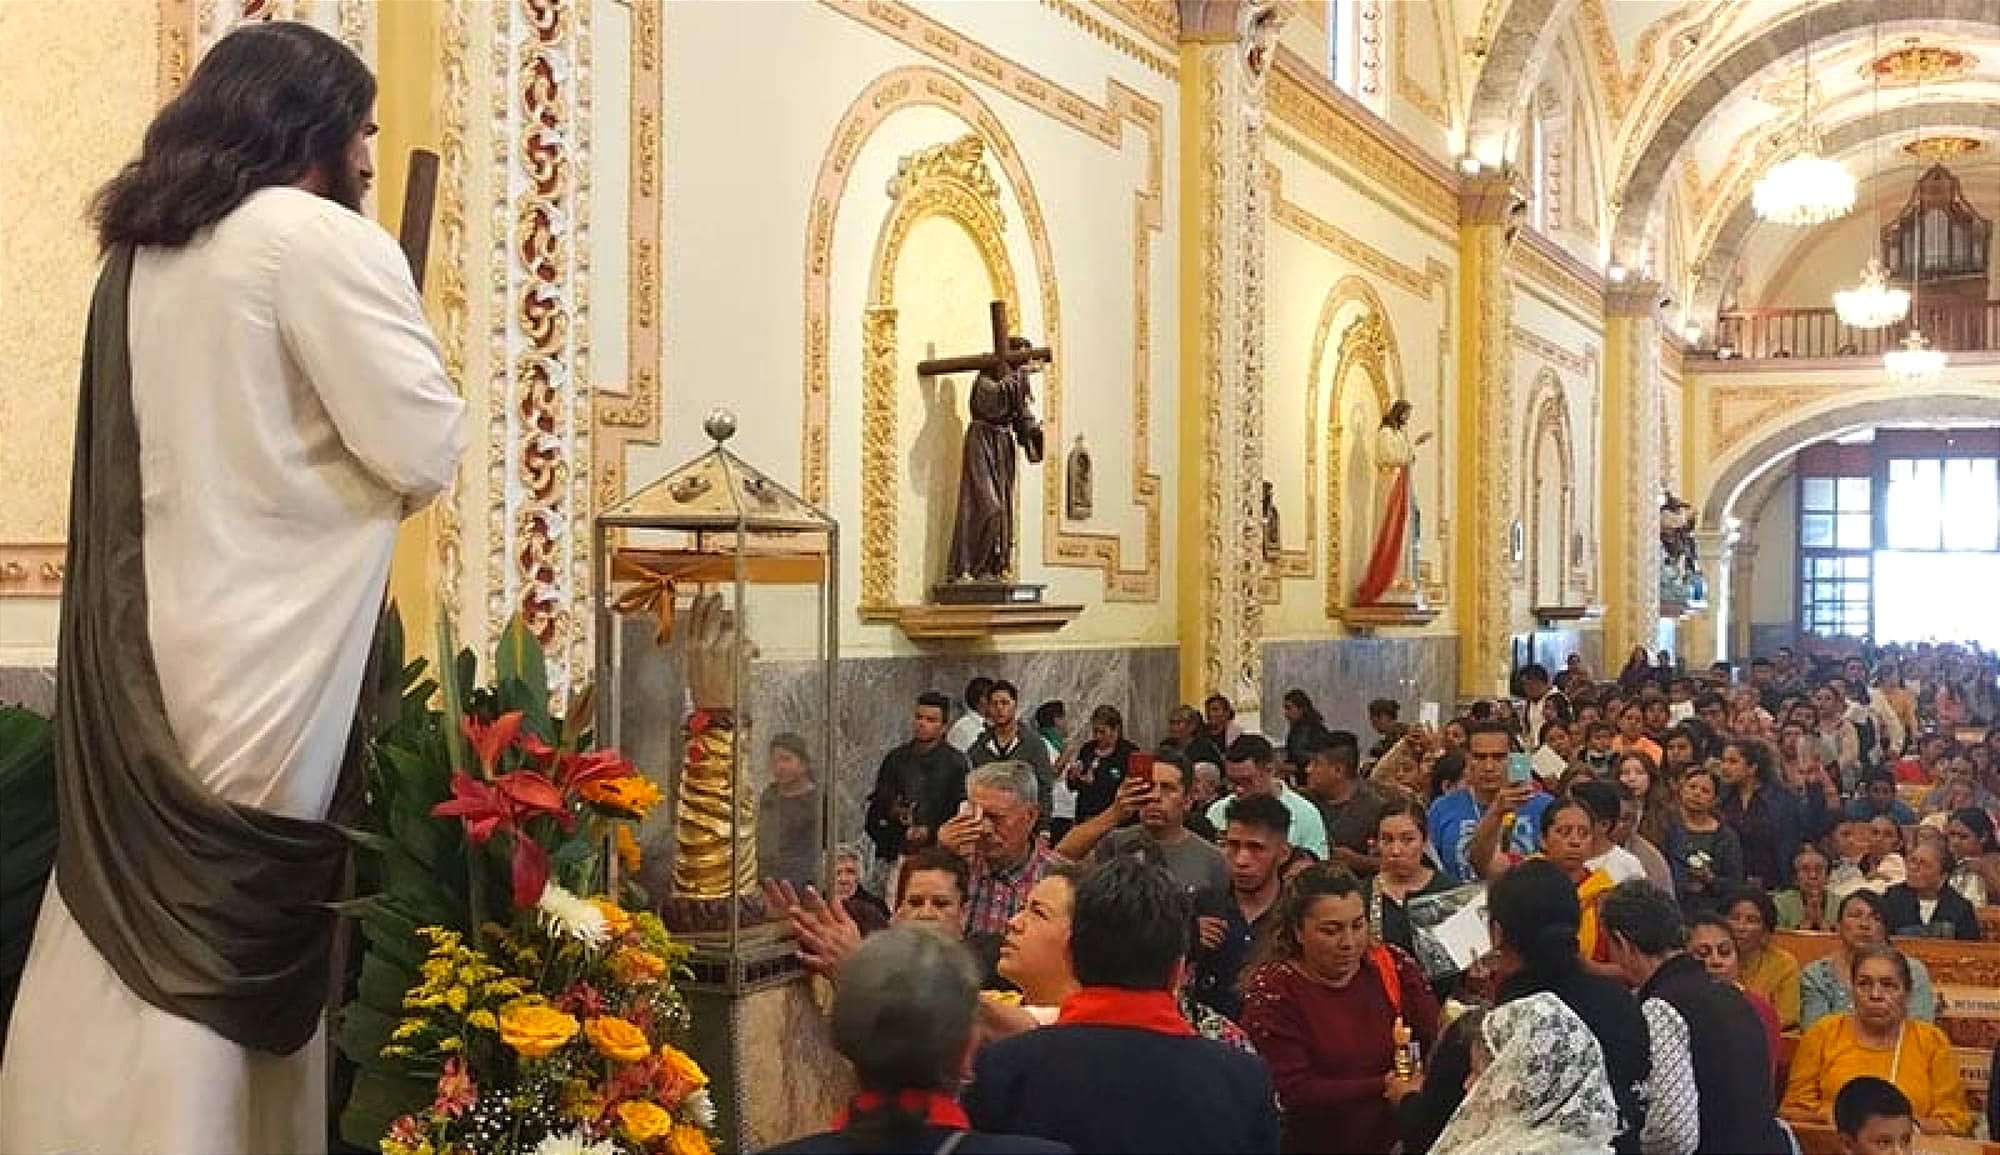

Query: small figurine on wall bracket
[
  {"left": 1262, "top": 480, "right": 1281, "bottom": 561},
  {"left": 1066, "top": 434, "right": 1093, "bottom": 521}
]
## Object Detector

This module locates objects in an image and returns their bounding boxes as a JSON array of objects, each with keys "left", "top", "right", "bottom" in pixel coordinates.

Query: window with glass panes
[{"left": 1797, "top": 463, "right": 1872, "bottom": 639}]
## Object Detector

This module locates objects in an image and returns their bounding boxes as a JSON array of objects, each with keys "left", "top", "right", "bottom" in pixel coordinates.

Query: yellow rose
[
  {"left": 617, "top": 1100, "right": 674, "bottom": 1144},
  {"left": 609, "top": 946, "right": 668, "bottom": 986},
  {"left": 591, "top": 899, "right": 635, "bottom": 938},
  {"left": 497, "top": 1000, "right": 580, "bottom": 1059},
  {"left": 669, "top": 1122, "right": 714, "bottom": 1155},
  {"left": 657, "top": 1044, "right": 709, "bottom": 1090},
  {"left": 585, "top": 1015, "right": 652, "bottom": 1064}
]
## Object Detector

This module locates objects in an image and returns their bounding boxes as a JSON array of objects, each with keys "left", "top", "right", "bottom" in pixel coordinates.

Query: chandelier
[
  {"left": 1754, "top": 148, "right": 1856, "bottom": 225},
  {"left": 1754, "top": 17, "right": 1854, "bottom": 226},
  {"left": 1884, "top": 330, "right": 1946, "bottom": 384},
  {"left": 1834, "top": 259, "right": 1911, "bottom": 327},
  {"left": 1833, "top": 23, "right": 1908, "bottom": 328}
]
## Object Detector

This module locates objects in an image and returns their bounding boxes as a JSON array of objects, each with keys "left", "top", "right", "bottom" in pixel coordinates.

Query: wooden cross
[
  {"left": 397, "top": 148, "right": 441, "bottom": 292},
  {"left": 915, "top": 300, "right": 1051, "bottom": 378}
]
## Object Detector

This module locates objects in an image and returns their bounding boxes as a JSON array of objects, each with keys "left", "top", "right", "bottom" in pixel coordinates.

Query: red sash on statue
[{"left": 1355, "top": 467, "right": 1411, "bottom": 604}]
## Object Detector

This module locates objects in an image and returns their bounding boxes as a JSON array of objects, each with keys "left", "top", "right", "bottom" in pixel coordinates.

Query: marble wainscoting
[
  {"left": 0, "top": 665, "right": 54, "bottom": 715},
  {"left": 1510, "top": 628, "right": 1604, "bottom": 682},
  {"left": 613, "top": 617, "right": 1179, "bottom": 854},
  {"left": 1260, "top": 635, "right": 1458, "bottom": 739}
]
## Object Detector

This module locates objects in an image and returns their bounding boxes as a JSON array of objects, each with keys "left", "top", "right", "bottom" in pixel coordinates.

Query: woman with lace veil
[{"left": 1431, "top": 993, "right": 1620, "bottom": 1155}]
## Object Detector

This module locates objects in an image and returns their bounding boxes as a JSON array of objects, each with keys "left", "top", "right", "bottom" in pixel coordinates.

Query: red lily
[
  {"left": 462, "top": 711, "right": 525, "bottom": 777},
  {"left": 558, "top": 748, "right": 637, "bottom": 792},
  {"left": 510, "top": 835, "right": 550, "bottom": 909},
  {"left": 431, "top": 767, "right": 575, "bottom": 908},
  {"left": 431, "top": 773, "right": 510, "bottom": 843},
  {"left": 494, "top": 770, "right": 575, "bottom": 831},
  {"left": 519, "top": 729, "right": 556, "bottom": 761}
]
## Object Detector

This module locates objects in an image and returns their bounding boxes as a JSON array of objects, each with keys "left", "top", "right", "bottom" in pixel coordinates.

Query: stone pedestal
[{"left": 681, "top": 956, "right": 851, "bottom": 1152}]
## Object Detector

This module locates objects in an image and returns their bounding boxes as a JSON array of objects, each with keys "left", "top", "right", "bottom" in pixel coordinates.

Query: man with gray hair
[
  {"left": 764, "top": 927, "right": 1069, "bottom": 1154},
  {"left": 939, "top": 760, "right": 1065, "bottom": 937}
]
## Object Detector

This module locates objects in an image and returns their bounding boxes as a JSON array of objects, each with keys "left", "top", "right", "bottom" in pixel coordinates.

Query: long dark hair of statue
[{"left": 92, "top": 21, "right": 375, "bottom": 250}]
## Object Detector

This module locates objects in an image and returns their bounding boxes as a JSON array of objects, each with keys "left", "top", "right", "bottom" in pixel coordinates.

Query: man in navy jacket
[{"left": 964, "top": 857, "right": 1278, "bottom": 1153}]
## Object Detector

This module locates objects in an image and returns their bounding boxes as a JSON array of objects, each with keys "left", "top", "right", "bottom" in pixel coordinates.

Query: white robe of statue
[{"left": 0, "top": 186, "right": 465, "bottom": 1155}]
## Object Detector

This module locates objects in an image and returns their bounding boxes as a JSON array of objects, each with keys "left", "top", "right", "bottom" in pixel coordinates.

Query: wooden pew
[
  {"left": 1792, "top": 1124, "right": 1999, "bottom": 1155},
  {"left": 1980, "top": 906, "right": 2000, "bottom": 943},
  {"left": 1771, "top": 931, "right": 2000, "bottom": 1115}
]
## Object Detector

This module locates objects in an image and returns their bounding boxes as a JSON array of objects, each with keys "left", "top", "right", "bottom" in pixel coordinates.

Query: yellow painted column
[
  {"left": 1176, "top": 9, "right": 1280, "bottom": 724},
  {"left": 1601, "top": 282, "right": 1665, "bottom": 663},
  {"left": 373, "top": 0, "right": 446, "bottom": 645},
  {"left": 1453, "top": 175, "right": 1517, "bottom": 699}
]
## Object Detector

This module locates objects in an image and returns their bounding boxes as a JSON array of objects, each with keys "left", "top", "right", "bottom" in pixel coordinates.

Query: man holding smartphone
[
  {"left": 1429, "top": 721, "right": 1550, "bottom": 883},
  {"left": 1055, "top": 754, "right": 1229, "bottom": 946}
]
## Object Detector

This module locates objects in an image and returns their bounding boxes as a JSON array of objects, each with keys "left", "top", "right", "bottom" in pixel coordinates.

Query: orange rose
[
  {"left": 657, "top": 1043, "right": 709, "bottom": 1090},
  {"left": 609, "top": 946, "right": 668, "bottom": 986},
  {"left": 617, "top": 1100, "right": 674, "bottom": 1144},
  {"left": 669, "top": 1122, "right": 714, "bottom": 1155},
  {"left": 497, "top": 1000, "right": 579, "bottom": 1059},
  {"left": 582, "top": 775, "right": 664, "bottom": 818},
  {"left": 586, "top": 1015, "right": 652, "bottom": 1064}
]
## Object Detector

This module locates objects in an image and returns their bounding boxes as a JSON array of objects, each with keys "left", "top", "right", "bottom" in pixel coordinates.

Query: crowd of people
[{"left": 756, "top": 643, "right": 2000, "bottom": 1153}]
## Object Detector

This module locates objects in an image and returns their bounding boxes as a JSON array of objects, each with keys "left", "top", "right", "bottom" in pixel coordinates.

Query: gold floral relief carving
[
  {"left": 1268, "top": 169, "right": 1454, "bottom": 605},
  {"left": 1391, "top": 0, "right": 1452, "bottom": 129},
  {"left": 1519, "top": 369, "right": 1577, "bottom": 605},
  {"left": 592, "top": 0, "right": 665, "bottom": 512},
  {"left": 1321, "top": 311, "right": 1399, "bottom": 620},
  {"left": 1043, "top": 0, "right": 1177, "bottom": 77},
  {"left": 433, "top": 0, "right": 470, "bottom": 636},
  {"left": 1707, "top": 383, "right": 1846, "bottom": 463},
  {"left": 861, "top": 135, "right": 1019, "bottom": 617},
  {"left": 1506, "top": 230, "right": 1606, "bottom": 329},
  {"left": 1267, "top": 56, "right": 1459, "bottom": 231},
  {"left": 802, "top": 50, "right": 1164, "bottom": 604},
  {"left": 1089, "top": 0, "right": 1178, "bottom": 51}
]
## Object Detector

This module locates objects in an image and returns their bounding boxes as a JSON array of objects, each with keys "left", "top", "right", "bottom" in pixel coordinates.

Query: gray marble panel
[
  {"left": 0, "top": 666, "right": 54, "bottom": 715},
  {"left": 1749, "top": 622, "right": 1794, "bottom": 659},
  {"left": 610, "top": 616, "right": 1178, "bottom": 852},
  {"left": 1260, "top": 635, "right": 1458, "bottom": 739}
]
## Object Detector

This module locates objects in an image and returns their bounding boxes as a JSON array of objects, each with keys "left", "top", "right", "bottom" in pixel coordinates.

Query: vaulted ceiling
[{"left": 1465, "top": 0, "right": 2000, "bottom": 322}]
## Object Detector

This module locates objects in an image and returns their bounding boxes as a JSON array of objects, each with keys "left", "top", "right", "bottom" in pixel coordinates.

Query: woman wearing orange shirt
[{"left": 1780, "top": 944, "right": 1970, "bottom": 1136}]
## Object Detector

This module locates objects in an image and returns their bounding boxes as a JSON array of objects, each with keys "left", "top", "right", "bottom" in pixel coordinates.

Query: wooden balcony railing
[{"left": 1714, "top": 300, "right": 2000, "bottom": 360}]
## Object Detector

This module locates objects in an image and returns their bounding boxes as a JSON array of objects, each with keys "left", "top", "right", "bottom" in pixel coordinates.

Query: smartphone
[
  {"left": 1128, "top": 750, "right": 1156, "bottom": 781},
  {"left": 1506, "top": 752, "right": 1534, "bottom": 785}
]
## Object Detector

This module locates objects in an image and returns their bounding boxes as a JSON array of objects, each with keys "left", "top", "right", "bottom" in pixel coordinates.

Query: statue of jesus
[
  {"left": 1355, "top": 400, "right": 1432, "bottom": 605},
  {"left": 944, "top": 337, "right": 1045, "bottom": 582}
]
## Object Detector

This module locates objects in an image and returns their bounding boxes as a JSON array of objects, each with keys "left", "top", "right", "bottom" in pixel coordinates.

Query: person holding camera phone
[{"left": 1054, "top": 754, "right": 1230, "bottom": 955}]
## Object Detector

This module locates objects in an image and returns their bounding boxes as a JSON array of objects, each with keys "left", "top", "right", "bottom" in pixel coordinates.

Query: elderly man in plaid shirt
[{"left": 938, "top": 760, "right": 1066, "bottom": 937}]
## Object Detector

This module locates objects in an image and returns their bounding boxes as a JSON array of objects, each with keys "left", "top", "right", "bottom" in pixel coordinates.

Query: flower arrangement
[{"left": 337, "top": 612, "right": 713, "bottom": 1155}]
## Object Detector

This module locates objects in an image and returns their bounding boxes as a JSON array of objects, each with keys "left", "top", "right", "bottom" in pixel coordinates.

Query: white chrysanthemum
[
  {"left": 531, "top": 1131, "right": 618, "bottom": 1155},
  {"left": 684, "top": 1088, "right": 717, "bottom": 1130},
  {"left": 536, "top": 881, "right": 609, "bottom": 946}
]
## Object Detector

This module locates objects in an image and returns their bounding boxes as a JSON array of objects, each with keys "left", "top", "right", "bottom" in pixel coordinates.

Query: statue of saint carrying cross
[{"left": 916, "top": 300, "right": 1052, "bottom": 590}]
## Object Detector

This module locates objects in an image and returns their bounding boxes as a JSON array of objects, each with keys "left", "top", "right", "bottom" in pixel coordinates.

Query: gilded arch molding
[
  {"left": 801, "top": 58, "right": 1165, "bottom": 606},
  {"left": 859, "top": 137, "right": 1022, "bottom": 616},
  {"left": 1519, "top": 368, "right": 1579, "bottom": 605}
]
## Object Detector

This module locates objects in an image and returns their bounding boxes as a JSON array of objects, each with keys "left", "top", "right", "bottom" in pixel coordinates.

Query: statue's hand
[{"left": 685, "top": 591, "right": 755, "bottom": 710}]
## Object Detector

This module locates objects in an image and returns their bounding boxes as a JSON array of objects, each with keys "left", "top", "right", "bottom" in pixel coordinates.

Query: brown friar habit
[{"left": 50, "top": 245, "right": 359, "bottom": 1056}]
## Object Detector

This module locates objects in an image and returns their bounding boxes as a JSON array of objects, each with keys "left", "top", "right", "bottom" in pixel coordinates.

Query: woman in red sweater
[{"left": 1240, "top": 865, "right": 1441, "bottom": 1154}]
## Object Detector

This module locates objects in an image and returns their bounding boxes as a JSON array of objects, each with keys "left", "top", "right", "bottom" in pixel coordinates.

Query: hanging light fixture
[
  {"left": 1754, "top": 6, "right": 1856, "bottom": 226},
  {"left": 1834, "top": 22, "right": 1910, "bottom": 328},
  {"left": 1884, "top": 88, "right": 1946, "bottom": 385}
]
